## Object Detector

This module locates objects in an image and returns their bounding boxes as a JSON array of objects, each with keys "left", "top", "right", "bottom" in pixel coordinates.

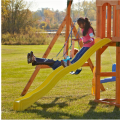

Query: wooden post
[
  {"left": 94, "top": 0, "right": 120, "bottom": 108},
  {"left": 107, "top": 3, "right": 111, "bottom": 38},
  {"left": 95, "top": 49, "right": 101, "bottom": 100},
  {"left": 65, "top": 1, "right": 71, "bottom": 55},
  {"left": 116, "top": 0, "right": 120, "bottom": 105},
  {"left": 21, "top": 16, "right": 67, "bottom": 96},
  {"left": 113, "top": 6, "right": 117, "bottom": 37},
  {"left": 101, "top": 3, "right": 106, "bottom": 38},
  {"left": 96, "top": 6, "right": 102, "bottom": 37},
  {"left": 116, "top": 3, "right": 120, "bottom": 37},
  {"left": 119, "top": 1, "right": 120, "bottom": 37},
  {"left": 116, "top": 46, "right": 120, "bottom": 105},
  {"left": 95, "top": 2, "right": 106, "bottom": 97}
]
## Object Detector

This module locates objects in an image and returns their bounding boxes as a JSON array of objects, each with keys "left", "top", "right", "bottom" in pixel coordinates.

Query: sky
[{"left": 24, "top": 0, "right": 92, "bottom": 12}]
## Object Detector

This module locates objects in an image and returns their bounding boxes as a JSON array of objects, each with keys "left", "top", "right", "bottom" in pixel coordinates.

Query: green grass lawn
[{"left": 1, "top": 37, "right": 120, "bottom": 119}]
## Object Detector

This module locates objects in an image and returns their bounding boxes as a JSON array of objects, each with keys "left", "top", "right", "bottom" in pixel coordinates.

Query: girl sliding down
[{"left": 61, "top": 17, "right": 95, "bottom": 67}]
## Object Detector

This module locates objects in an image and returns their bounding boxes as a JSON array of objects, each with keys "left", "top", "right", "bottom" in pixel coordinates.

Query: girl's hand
[
  {"left": 71, "top": 38, "right": 79, "bottom": 41},
  {"left": 79, "top": 37, "right": 83, "bottom": 41},
  {"left": 64, "top": 42, "right": 67, "bottom": 46},
  {"left": 83, "top": 40, "right": 91, "bottom": 44}
]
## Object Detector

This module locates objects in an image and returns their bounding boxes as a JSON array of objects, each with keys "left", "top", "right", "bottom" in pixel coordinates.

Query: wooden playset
[
  {"left": 94, "top": 0, "right": 120, "bottom": 107},
  {"left": 21, "top": 0, "right": 120, "bottom": 108}
]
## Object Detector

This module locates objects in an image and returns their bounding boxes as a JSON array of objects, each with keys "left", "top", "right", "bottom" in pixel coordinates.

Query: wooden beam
[
  {"left": 116, "top": 11, "right": 119, "bottom": 37},
  {"left": 118, "top": 2, "right": 120, "bottom": 37},
  {"left": 21, "top": 16, "right": 67, "bottom": 96},
  {"left": 107, "top": 3, "right": 111, "bottom": 38},
  {"left": 112, "top": 37, "right": 120, "bottom": 42},
  {"left": 100, "top": 84, "right": 106, "bottom": 91},
  {"left": 96, "top": 6, "right": 101, "bottom": 37},
  {"left": 116, "top": 0, "right": 120, "bottom": 106},
  {"left": 116, "top": 42, "right": 120, "bottom": 104},
  {"left": 82, "top": 63, "right": 89, "bottom": 66},
  {"left": 65, "top": 1, "right": 71, "bottom": 55},
  {"left": 101, "top": 3, "right": 106, "bottom": 38},
  {"left": 96, "top": 0, "right": 118, "bottom": 6},
  {"left": 95, "top": 49, "right": 101, "bottom": 100},
  {"left": 106, "top": 42, "right": 116, "bottom": 46},
  {"left": 100, "top": 72, "right": 116, "bottom": 77},
  {"left": 21, "top": 66, "right": 41, "bottom": 96},
  {"left": 38, "top": 65, "right": 51, "bottom": 69},
  {"left": 100, "top": 46, "right": 108, "bottom": 55},
  {"left": 113, "top": 6, "right": 117, "bottom": 37},
  {"left": 116, "top": 5, "right": 120, "bottom": 10},
  {"left": 94, "top": 99, "right": 117, "bottom": 106},
  {"left": 87, "top": 58, "right": 94, "bottom": 72}
]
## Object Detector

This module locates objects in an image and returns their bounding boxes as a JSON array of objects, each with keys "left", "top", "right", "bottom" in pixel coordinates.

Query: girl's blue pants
[{"left": 71, "top": 47, "right": 89, "bottom": 64}]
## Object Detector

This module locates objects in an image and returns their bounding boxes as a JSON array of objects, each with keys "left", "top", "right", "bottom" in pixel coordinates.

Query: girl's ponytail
[
  {"left": 84, "top": 17, "right": 95, "bottom": 36},
  {"left": 83, "top": 17, "right": 90, "bottom": 36},
  {"left": 85, "top": 17, "right": 89, "bottom": 22}
]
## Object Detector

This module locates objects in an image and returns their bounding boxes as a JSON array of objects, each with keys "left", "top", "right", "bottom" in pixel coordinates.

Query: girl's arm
[
  {"left": 83, "top": 40, "right": 91, "bottom": 44},
  {"left": 72, "top": 37, "right": 83, "bottom": 43},
  {"left": 83, "top": 37, "right": 94, "bottom": 44},
  {"left": 71, "top": 38, "right": 79, "bottom": 41},
  {"left": 70, "top": 40, "right": 75, "bottom": 58}
]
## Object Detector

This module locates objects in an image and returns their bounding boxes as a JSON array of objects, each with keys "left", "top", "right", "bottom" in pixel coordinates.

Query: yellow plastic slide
[{"left": 13, "top": 38, "right": 111, "bottom": 111}]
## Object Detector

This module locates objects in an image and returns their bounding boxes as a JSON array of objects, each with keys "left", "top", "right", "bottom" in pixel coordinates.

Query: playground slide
[{"left": 13, "top": 38, "right": 111, "bottom": 111}]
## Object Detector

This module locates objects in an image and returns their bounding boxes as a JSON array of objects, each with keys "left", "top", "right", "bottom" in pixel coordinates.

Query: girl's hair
[{"left": 77, "top": 17, "right": 95, "bottom": 36}]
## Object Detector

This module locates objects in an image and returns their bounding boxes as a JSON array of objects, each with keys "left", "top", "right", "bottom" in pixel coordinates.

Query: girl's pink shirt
[{"left": 80, "top": 28, "right": 94, "bottom": 47}]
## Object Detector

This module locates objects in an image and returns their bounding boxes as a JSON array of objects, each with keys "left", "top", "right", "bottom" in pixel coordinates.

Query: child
[
  {"left": 61, "top": 17, "right": 95, "bottom": 67},
  {"left": 27, "top": 42, "right": 79, "bottom": 70}
]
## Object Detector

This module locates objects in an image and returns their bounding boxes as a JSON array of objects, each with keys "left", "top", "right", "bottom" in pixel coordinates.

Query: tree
[
  {"left": 44, "top": 9, "right": 55, "bottom": 24},
  {"left": 2, "top": 0, "right": 39, "bottom": 34},
  {"left": 39, "top": 21, "right": 47, "bottom": 29},
  {"left": 71, "top": 1, "right": 96, "bottom": 21}
]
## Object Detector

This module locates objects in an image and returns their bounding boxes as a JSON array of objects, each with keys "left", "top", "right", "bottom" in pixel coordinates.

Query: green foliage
[{"left": 2, "top": 29, "right": 49, "bottom": 45}]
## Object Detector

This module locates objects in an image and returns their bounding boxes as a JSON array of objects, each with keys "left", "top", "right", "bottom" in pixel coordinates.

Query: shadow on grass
[
  {"left": 19, "top": 95, "right": 120, "bottom": 119},
  {"left": 19, "top": 95, "right": 88, "bottom": 119},
  {"left": 34, "top": 97, "right": 68, "bottom": 111},
  {"left": 82, "top": 101, "right": 120, "bottom": 119}
]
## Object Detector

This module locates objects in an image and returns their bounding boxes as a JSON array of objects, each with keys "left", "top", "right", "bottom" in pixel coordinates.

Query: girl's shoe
[
  {"left": 30, "top": 51, "right": 33, "bottom": 62},
  {"left": 27, "top": 51, "right": 35, "bottom": 64},
  {"left": 61, "top": 60, "right": 67, "bottom": 67},
  {"left": 67, "top": 60, "right": 70, "bottom": 66},
  {"left": 30, "top": 51, "right": 36, "bottom": 63},
  {"left": 27, "top": 53, "right": 31, "bottom": 63}
]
